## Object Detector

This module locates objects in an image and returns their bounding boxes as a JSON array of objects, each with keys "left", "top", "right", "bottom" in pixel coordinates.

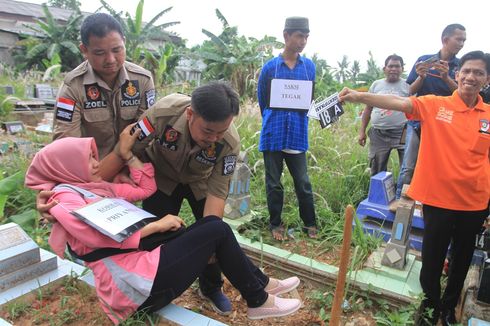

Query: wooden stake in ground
[{"left": 329, "top": 205, "right": 354, "bottom": 326}]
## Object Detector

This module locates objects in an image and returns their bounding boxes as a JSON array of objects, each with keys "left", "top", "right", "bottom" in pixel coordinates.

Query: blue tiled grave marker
[
  {"left": 225, "top": 151, "right": 251, "bottom": 219},
  {"left": 356, "top": 172, "right": 424, "bottom": 251}
]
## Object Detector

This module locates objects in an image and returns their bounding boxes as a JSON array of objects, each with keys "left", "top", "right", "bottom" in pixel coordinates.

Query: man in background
[
  {"left": 257, "top": 16, "right": 318, "bottom": 240},
  {"left": 393, "top": 24, "right": 466, "bottom": 204},
  {"left": 358, "top": 54, "right": 409, "bottom": 176}
]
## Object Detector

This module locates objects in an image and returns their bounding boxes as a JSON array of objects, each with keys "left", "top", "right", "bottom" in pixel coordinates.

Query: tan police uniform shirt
[
  {"left": 132, "top": 93, "right": 240, "bottom": 201},
  {"left": 53, "top": 61, "right": 156, "bottom": 158}
]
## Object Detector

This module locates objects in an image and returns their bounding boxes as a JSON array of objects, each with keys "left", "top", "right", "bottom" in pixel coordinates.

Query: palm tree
[
  {"left": 349, "top": 60, "right": 361, "bottom": 83},
  {"left": 15, "top": 4, "right": 82, "bottom": 71},
  {"left": 100, "top": 0, "right": 180, "bottom": 63},
  {"left": 334, "top": 55, "right": 351, "bottom": 84},
  {"left": 311, "top": 53, "right": 340, "bottom": 99},
  {"left": 357, "top": 51, "right": 383, "bottom": 85}
]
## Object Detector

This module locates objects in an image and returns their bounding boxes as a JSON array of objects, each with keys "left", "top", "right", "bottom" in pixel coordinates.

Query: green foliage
[
  {"left": 41, "top": 53, "right": 62, "bottom": 81},
  {"left": 357, "top": 51, "right": 384, "bottom": 86},
  {"left": 14, "top": 4, "right": 82, "bottom": 71},
  {"left": 233, "top": 101, "right": 384, "bottom": 259},
  {"left": 143, "top": 43, "right": 174, "bottom": 87},
  {"left": 48, "top": 0, "right": 80, "bottom": 10},
  {"left": 199, "top": 9, "right": 283, "bottom": 99},
  {"left": 374, "top": 298, "right": 420, "bottom": 326},
  {"left": 0, "top": 171, "right": 25, "bottom": 218},
  {"left": 351, "top": 214, "right": 383, "bottom": 269},
  {"left": 100, "top": 0, "right": 180, "bottom": 63},
  {"left": 5, "top": 300, "right": 31, "bottom": 319},
  {"left": 312, "top": 53, "right": 342, "bottom": 99}
]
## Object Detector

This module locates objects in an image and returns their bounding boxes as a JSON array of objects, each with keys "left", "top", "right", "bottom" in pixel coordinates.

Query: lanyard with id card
[{"left": 267, "top": 57, "right": 314, "bottom": 111}]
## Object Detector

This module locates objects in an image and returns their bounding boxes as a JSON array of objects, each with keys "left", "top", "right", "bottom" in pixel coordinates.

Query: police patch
[
  {"left": 222, "top": 155, "right": 237, "bottom": 176},
  {"left": 121, "top": 80, "right": 141, "bottom": 107},
  {"left": 159, "top": 125, "right": 180, "bottom": 151},
  {"left": 84, "top": 84, "right": 107, "bottom": 109},
  {"left": 480, "top": 119, "right": 489, "bottom": 132},
  {"left": 195, "top": 143, "right": 223, "bottom": 166},
  {"left": 145, "top": 89, "right": 156, "bottom": 108}
]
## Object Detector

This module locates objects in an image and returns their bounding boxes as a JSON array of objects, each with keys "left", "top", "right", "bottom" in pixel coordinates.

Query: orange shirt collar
[{"left": 451, "top": 90, "right": 486, "bottom": 112}]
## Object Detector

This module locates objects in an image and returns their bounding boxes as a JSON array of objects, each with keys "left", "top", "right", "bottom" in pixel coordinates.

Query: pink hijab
[
  {"left": 25, "top": 137, "right": 115, "bottom": 198},
  {"left": 26, "top": 137, "right": 118, "bottom": 258}
]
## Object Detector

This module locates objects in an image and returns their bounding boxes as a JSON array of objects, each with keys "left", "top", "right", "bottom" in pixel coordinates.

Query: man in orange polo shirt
[{"left": 339, "top": 50, "right": 490, "bottom": 326}]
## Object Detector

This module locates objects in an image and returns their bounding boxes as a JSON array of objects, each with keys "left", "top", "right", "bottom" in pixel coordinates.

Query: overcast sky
[{"left": 29, "top": 0, "right": 490, "bottom": 71}]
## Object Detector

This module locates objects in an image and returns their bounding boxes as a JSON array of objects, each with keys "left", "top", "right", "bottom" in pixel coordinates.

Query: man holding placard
[
  {"left": 257, "top": 16, "right": 318, "bottom": 240},
  {"left": 340, "top": 51, "right": 490, "bottom": 326}
]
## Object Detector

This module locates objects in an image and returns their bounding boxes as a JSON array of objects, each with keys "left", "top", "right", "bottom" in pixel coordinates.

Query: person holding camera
[{"left": 393, "top": 24, "right": 466, "bottom": 204}]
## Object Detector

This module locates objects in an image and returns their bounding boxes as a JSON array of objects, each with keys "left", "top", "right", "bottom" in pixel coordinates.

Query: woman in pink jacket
[{"left": 25, "top": 125, "right": 301, "bottom": 324}]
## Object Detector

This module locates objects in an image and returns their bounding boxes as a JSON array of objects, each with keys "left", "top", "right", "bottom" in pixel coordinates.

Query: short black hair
[
  {"left": 441, "top": 23, "right": 465, "bottom": 41},
  {"left": 384, "top": 54, "right": 404, "bottom": 68},
  {"left": 191, "top": 82, "right": 240, "bottom": 122},
  {"left": 458, "top": 51, "right": 490, "bottom": 74},
  {"left": 80, "top": 13, "right": 124, "bottom": 46}
]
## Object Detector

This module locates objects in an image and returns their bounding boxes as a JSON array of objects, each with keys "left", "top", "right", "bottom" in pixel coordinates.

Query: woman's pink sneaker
[
  {"left": 266, "top": 276, "right": 300, "bottom": 295},
  {"left": 247, "top": 295, "right": 301, "bottom": 320}
]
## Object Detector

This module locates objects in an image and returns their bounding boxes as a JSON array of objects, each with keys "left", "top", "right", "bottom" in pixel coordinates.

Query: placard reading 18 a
[{"left": 308, "top": 92, "right": 344, "bottom": 128}]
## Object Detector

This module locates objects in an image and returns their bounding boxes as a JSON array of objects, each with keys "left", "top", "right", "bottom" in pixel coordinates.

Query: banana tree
[
  {"left": 100, "top": 0, "right": 180, "bottom": 63},
  {"left": 143, "top": 43, "right": 174, "bottom": 87},
  {"left": 19, "top": 4, "right": 81, "bottom": 71}
]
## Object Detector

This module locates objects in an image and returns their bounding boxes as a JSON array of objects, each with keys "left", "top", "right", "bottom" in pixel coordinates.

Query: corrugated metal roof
[
  {"left": 0, "top": 0, "right": 182, "bottom": 42},
  {"left": 0, "top": 0, "right": 89, "bottom": 21}
]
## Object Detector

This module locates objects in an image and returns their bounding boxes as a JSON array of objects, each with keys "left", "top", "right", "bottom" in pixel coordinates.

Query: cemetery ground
[
  {"left": 0, "top": 265, "right": 405, "bottom": 325},
  {"left": 0, "top": 104, "right": 426, "bottom": 325}
]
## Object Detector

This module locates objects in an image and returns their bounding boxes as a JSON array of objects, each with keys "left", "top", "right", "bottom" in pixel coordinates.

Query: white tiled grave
[{"left": 0, "top": 223, "right": 226, "bottom": 325}]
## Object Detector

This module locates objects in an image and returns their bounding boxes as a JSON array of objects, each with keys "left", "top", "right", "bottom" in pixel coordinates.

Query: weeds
[{"left": 5, "top": 301, "right": 31, "bottom": 319}]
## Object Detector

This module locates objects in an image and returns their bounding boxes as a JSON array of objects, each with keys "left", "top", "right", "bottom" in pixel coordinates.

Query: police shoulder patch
[
  {"left": 222, "top": 155, "right": 237, "bottom": 176},
  {"left": 145, "top": 89, "right": 156, "bottom": 108}
]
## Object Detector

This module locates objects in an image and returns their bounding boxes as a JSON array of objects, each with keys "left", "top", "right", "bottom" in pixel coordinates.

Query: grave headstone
[
  {"left": 381, "top": 196, "right": 415, "bottom": 270},
  {"left": 225, "top": 151, "right": 251, "bottom": 219},
  {"left": 34, "top": 84, "right": 54, "bottom": 99},
  {"left": 0, "top": 85, "right": 14, "bottom": 95},
  {"left": 24, "top": 85, "right": 34, "bottom": 98},
  {"left": 0, "top": 223, "right": 57, "bottom": 291},
  {"left": 1, "top": 121, "right": 24, "bottom": 134}
]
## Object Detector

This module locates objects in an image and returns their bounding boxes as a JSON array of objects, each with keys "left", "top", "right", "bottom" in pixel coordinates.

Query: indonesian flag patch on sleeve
[
  {"left": 55, "top": 97, "right": 76, "bottom": 121},
  {"left": 132, "top": 117, "right": 155, "bottom": 140}
]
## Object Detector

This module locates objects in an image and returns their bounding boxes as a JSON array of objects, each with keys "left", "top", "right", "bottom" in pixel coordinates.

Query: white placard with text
[
  {"left": 72, "top": 198, "right": 155, "bottom": 242},
  {"left": 269, "top": 79, "right": 313, "bottom": 110}
]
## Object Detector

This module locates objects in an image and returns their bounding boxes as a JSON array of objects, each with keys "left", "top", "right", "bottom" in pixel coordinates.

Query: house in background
[
  {"left": 0, "top": 0, "right": 182, "bottom": 67},
  {"left": 174, "top": 57, "right": 206, "bottom": 87}
]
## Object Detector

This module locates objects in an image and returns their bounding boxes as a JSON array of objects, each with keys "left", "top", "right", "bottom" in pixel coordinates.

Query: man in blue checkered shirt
[{"left": 257, "top": 16, "right": 318, "bottom": 241}]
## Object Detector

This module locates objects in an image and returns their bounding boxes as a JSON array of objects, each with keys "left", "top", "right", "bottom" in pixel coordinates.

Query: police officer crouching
[{"left": 100, "top": 81, "right": 241, "bottom": 315}]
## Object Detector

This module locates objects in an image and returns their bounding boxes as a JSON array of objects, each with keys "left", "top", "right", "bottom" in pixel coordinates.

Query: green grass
[{"left": 234, "top": 103, "right": 395, "bottom": 263}]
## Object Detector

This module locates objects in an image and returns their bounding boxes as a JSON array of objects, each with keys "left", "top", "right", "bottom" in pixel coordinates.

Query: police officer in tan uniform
[
  {"left": 99, "top": 81, "right": 241, "bottom": 315},
  {"left": 53, "top": 13, "right": 156, "bottom": 158}
]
